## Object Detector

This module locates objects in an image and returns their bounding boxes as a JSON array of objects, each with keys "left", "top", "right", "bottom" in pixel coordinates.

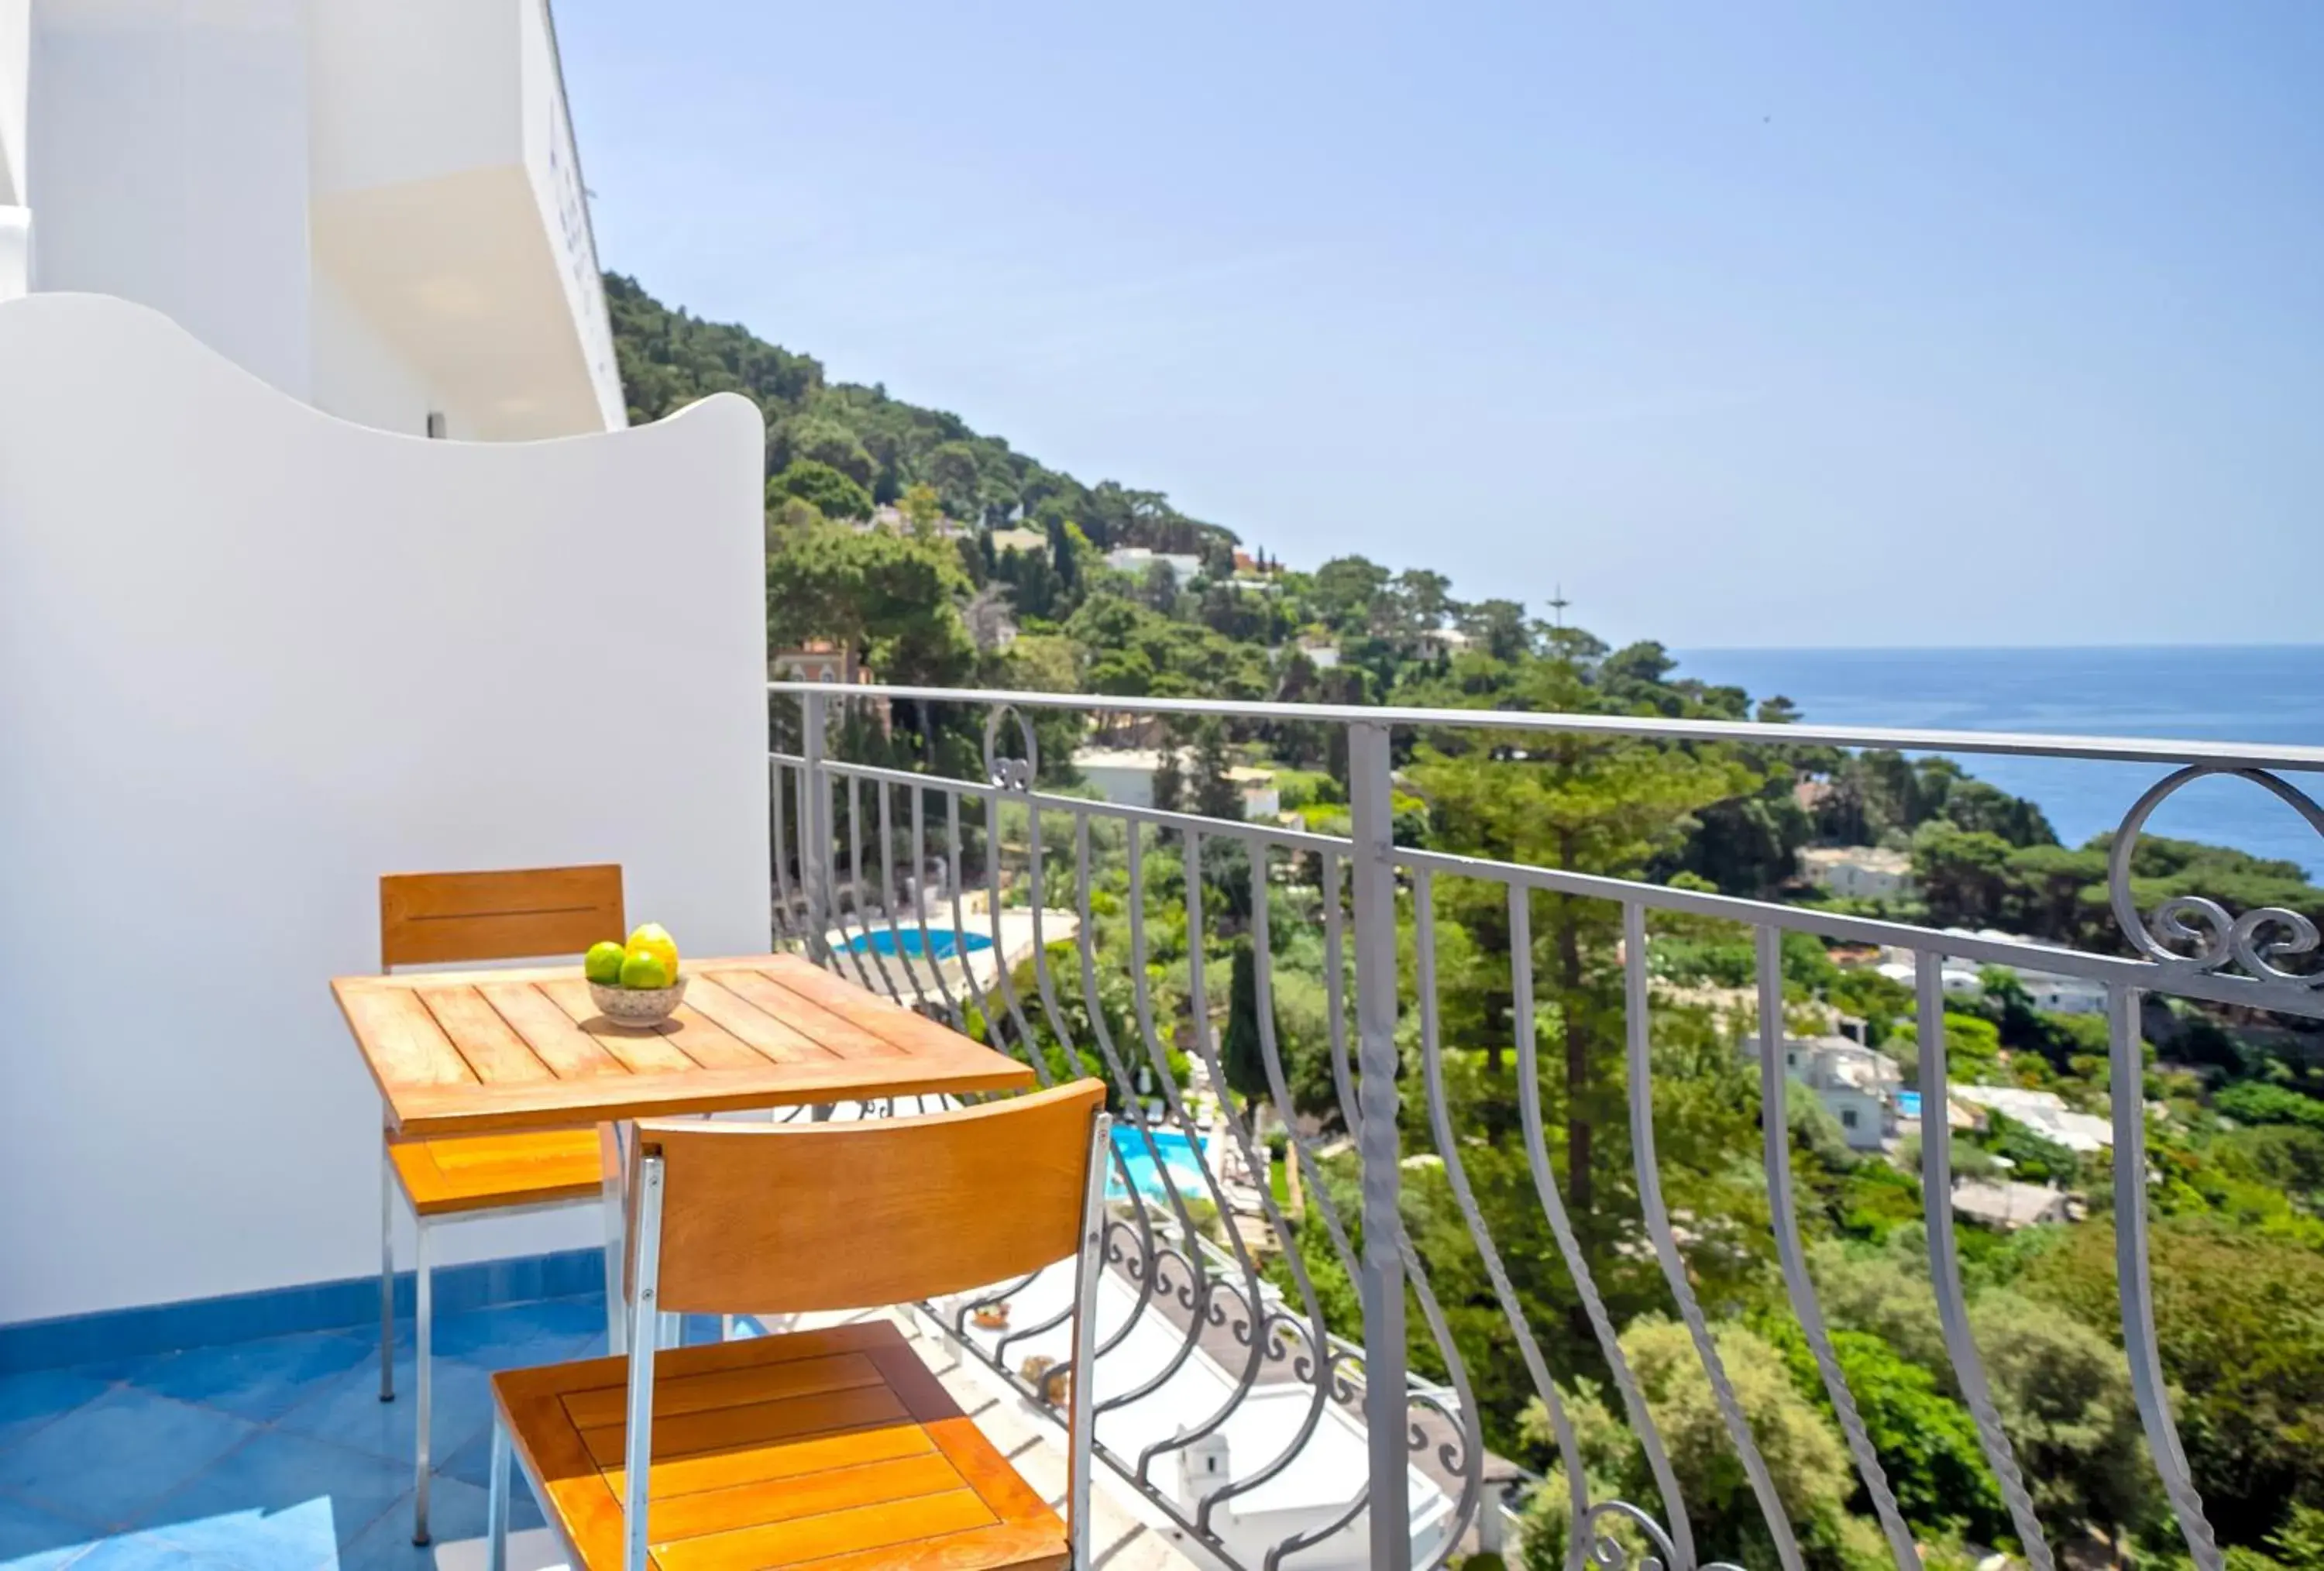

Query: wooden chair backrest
[
  {"left": 379, "top": 865, "right": 626, "bottom": 970},
  {"left": 636, "top": 1079, "right": 1109, "bottom": 1315}
]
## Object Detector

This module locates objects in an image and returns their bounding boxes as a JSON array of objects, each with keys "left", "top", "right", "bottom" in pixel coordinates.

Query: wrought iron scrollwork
[
  {"left": 1578, "top": 1501, "right": 1748, "bottom": 1571},
  {"left": 982, "top": 703, "right": 1039, "bottom": 792},
  {"left": 2110, "top": 765, "right": 2324, "bottom": 1009}
]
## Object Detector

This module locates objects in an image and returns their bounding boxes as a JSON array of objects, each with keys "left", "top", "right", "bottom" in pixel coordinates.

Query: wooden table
[
  {"left": 336, "top": 952, "right": 1038, "bottom": 1355},
  {"left": 335, "top": 952, "right": 1036, "bottom": 1137}
]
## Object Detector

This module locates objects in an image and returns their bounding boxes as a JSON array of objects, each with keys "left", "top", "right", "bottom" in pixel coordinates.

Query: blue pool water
[
  {"left": 844, "top": 926, "right": 995, "bottom": 959},
  {"left": 1897, "top": 1091, "right": 1923, "bottom": 1119},
  {"left": 1107, "top": 1127, "right": 1213, "bottom": 1202}
]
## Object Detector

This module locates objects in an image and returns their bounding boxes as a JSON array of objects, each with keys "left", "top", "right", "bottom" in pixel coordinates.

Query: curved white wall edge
[{"left": 0, "top": 293, "right": 768, "bottom": 1324}]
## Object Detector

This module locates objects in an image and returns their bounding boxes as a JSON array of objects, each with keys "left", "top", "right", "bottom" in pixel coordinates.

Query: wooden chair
[
  {"left": 378, "top": 864, "right": 628, "bottom": 1545},
  {"left": 484, "top": 1078, "right": 1111, "bottom": 1571}
]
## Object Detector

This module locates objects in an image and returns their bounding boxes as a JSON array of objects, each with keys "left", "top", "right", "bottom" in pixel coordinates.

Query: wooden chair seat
[
  {"left": 493, "top": 1319, "right": 1066, "bottom": 1571},
  {"left": 388, "top": 1129, "right": 607, "bottom": 1217}
]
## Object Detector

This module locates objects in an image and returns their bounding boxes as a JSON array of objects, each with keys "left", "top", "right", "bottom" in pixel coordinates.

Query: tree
[
  {"left": 777, "top": 415, "right": 876, "bottom": 488},
  {"left": 1765, "top": 1320, "right": 2007, "bottom": 1540},
  {"left": 1970, "top": 1291, "right": 2159, "bottom": 1542},
  {"left": 2216, "top": 1082, "right": 2324, "bottom": 1133},
  {"left": 765, "top": 519, "right": 973, "bottom": 685},
  {"left": 1460, "top": 598, "right": 1533, "bottom": 662},
  {"left": 2020, "top": 1219, "right": 2324, "bottom": 1545},
  {"left": 898, "top": 481, "right": 944, "bottom": 533},
  {"left": 924, "top": 440, "right": 984, "bottom": 520},
  {"left": 1152, "top": 748, "right": 1185, "bottom": 813},
  {"left": 1193, "top": 723, "right": 1243, "bottom": 823},
  {"left": 1311, "top": 555, "right": 1391, "bottom": 632},
  {"left": 1221, "top": 939, "right": 1275, "bottom": 1115},
  {"left": 1408, "top": 657, "right": 1755, "bottom": 1213},
  {"left": 771, "top": 459, "right": 872, "bottom": 521},
  {"left": 1518, "top": 1318, "right": 1871, "bottom": 1571},
  {"left": 1139, "top": 558, "right": 1180, "bottom": 614}
]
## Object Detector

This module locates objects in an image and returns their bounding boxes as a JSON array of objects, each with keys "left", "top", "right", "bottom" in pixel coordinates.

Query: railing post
[
  {"left": 1348, "top": 718, "right": 1410, "bottom": 1569},
  {"left": 800, "top": 689, "right": 832, "bottom": 967}
]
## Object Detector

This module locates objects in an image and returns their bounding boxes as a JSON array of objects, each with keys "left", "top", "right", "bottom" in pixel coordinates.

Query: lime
[
  {"left": 583, "top": 941, "right": 627, "bottom": 985},
  {"left": 627, "top": 922, "right": 679, "bottom": 976},
  {"left": 620, "top": 948, "right": 673, "bottom": 989}
]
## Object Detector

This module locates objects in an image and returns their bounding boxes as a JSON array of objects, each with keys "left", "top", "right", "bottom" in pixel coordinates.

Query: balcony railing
[{"left": 766, "top": 679, "right": 2324, "bottom": 1571}]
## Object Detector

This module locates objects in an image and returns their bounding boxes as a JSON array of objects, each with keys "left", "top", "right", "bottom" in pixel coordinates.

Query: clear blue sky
[{"left": 555, "top": 1, "right": 2322, "bottom": 648}]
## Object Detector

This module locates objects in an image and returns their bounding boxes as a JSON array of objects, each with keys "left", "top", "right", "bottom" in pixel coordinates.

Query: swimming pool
[
  {"left": 844, "top": 926, "right": 995, "bottom": 960},
  {"left": 1107, "top": 1126, "right": 1214, "bottom": 1203},
  {"left": 1897, "top": 1091, "right": 1923, "bottom": 1119}
]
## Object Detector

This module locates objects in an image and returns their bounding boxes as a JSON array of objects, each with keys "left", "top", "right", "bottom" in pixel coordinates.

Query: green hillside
[{"left": 606, "top": 272, "right": 1229, "bottom": 554}]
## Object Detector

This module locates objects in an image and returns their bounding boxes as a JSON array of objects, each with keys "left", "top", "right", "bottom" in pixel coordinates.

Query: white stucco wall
[
  {"left": 311, "top": 266, "right": 452, "bottom": 440},
  {"left": 306, "top": 0, "right": 513, "bottom": 197},
  {"left": 0, "top": 294, "right": 768, "bottom": 1325},
  {"left": 0, "top": 0, "right": 27, "bottom": 207},
  {"left": 28, "top": 0, "right": 313, "bottom": 399}
]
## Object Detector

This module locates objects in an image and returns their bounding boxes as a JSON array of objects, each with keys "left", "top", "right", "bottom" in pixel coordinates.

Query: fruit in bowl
[{"left": 586, "top": 923, "right": 687, "bottom": 1028}]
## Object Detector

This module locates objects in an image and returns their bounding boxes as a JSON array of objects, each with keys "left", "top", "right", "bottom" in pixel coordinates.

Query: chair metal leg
[
  {"left": 379, "top": 1143, "right": 396, "bottom": 1403},
  {"left": 412, "top": 1217, "right": 432, "bottom": 1545},
  {"left": 486, "top": 1415, "right": 511, "bottom": 1571}
]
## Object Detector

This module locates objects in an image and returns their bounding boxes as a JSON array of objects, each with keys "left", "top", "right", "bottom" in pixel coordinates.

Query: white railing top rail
[{"left": 766, "top": 680, "right": 2324, "bottom": 773}]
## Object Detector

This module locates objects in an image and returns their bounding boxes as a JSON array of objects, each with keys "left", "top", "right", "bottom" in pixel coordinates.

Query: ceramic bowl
[{"left": 588, "top": 975, "right": 687, "bottom": 1029}]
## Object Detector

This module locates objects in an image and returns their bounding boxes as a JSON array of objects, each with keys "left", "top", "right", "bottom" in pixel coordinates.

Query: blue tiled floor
[{"left": 0, "top": 1294, "right": 599, "bottom": 1569}]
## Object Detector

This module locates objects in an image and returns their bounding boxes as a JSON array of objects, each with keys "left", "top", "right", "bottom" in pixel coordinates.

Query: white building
[
  {"left": 1, "top": 0, "right": 623, "bottom": 441},
  {"left": 1227, "top": 765, "right": 1280, "bottom": 820},
  {"left": 1295, "top": 638, "right": 1342, "bottom": 671},
  {"left": 1878, "top": 930, "right": 2110, "bottom": 1015},
  {"left": 1874, "top": 951, "right": 1985, "bottom": 998},
  {"left": 1106, "top": 545, "right": 1205, "bottom": 586},
  {"left": 1951, "top": 1178, "right": 2071, "bottom": 1231},
  {"left": 1073, "top": 748, "right": 1277, "bottom": 821},
  {"left": 1798, "top": 844, "right": 1917, "bottom": 900},
  {"left": 1075, "top": 747, "right": 1176, "bottom": 810},
  {"left": 1949, "top": 1084, "right": 2113, "bottom": 1154},
  {"left": 1748, "top": 1033, "right": 1903, "bottom": 1151}
]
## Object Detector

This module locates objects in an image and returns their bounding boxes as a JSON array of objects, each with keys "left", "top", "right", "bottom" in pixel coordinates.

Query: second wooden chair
[
  {"left": 376, "top": 864, "right": 628, "bottom": 1545},
  {"left": 485, "top": 1078, "right": 1112, "bottom": 1571}
]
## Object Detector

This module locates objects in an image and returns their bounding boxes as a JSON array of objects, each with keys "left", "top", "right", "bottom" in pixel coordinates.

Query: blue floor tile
[
  {"left": 67, "top": 1532, "right": 239, "bottom": 1569},
  {"left": 273, "top": 1349, "right": 494, "bottom": 1473},
  {"left": 0, "top": 1491, "right": 100, "bottom": 1570},
  {"left": 0, "top": 1371, "right": 114, "bottom": 1453},
  {"left": 130, "top": 1428, "right": 411, "bottom": 1562},
  {"left": 435, "top": 1428, "right": 544, "bottom": 1533},
  {"left": 0, "top": 1391, "right": 256, "bottom": 1530},
  {"left": 131, "top": 1332, "right": 374, "bottom": 1425},
  {"left": 334, "top": 1478, "right": 492, "bottom": 1571},
  {"left": 423, "top": 1298, "right": 604, "bottom": 1374}
]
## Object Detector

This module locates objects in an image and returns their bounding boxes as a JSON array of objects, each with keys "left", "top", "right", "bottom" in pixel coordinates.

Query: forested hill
[{"left": 606, "top": 273, "right": 1232, "bottom": 555}]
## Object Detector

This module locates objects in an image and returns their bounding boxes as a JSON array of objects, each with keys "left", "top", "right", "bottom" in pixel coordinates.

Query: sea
[{"left": 1671, "top": 646, "right": 2324, "bottom": 879}]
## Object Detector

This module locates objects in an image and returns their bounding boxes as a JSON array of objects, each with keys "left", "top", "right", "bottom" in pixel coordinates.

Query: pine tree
[{"left": 1220, "top": 938, "right": 1274, "bottom": 1114}]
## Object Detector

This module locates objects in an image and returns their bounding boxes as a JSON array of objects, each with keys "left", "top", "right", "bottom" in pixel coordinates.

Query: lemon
[
  {"left": 584, "top": 941, "right": 627, "bottom": 986},
  {"left": 627, "top": 923, "right": 679, "bottom": 976},
  {"left": 620, "top": 948, "right": 673, "bottom": 990}
]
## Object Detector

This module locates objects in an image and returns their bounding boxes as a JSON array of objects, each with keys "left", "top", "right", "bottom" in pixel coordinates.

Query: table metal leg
[
  {"left": 412, "top": 1218, "right": 432, "bottom": 1545},
  {"left": 379, "top": 1139, "right": 396, "bottom": 1402}
]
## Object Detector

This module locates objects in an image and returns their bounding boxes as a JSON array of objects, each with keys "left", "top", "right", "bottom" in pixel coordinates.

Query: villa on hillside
[
  {"left": 1105, "top": 545, "right": 1205, "bottom": 585},
  {"left": 1876, "top": 931, "right": 2112, "bottom": 1014},
  {"left": 1949, "top": 1084, "right": 2116, "bottom": 1153},
  {"left": 1798, "top": 844, "right": 1918, "bottom": 899}
]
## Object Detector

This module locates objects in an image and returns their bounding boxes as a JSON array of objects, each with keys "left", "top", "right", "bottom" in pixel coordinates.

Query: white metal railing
[{"left": 765, "top": 680, "right": 2324, "bottom": 1571}]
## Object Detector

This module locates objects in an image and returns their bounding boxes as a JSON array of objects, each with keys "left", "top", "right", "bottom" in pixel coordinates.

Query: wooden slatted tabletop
[{"left": 335, "top": 954, "right": 1035, "bottom": 1137}]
